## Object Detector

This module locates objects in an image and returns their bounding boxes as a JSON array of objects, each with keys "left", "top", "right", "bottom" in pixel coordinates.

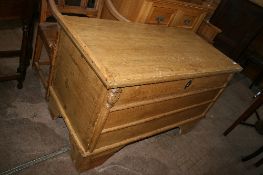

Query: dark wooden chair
[
  {"left": 0, "top": 0, "right": 37, "bottom": 88},
  {"left": 224, "top": 91, "right": 263, "bottom": 167}
]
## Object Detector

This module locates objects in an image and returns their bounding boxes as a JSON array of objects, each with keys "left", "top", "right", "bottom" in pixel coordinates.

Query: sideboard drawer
[
  {"left": 146, "top": 6, "right": 175, "bottom": 25},
  {"left": 178, "top": 15, "right": 198, "bottom": 29},
  {"left": 115, "top": 74, "right": 230, "bottom": 106},
  {"left": 171, "top": 8, "right": 205, "bottom": 31}
]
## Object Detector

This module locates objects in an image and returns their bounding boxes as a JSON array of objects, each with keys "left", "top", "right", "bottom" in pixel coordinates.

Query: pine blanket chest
[{"left": 48, "top": 16, "right": 241, "bottom": 171}]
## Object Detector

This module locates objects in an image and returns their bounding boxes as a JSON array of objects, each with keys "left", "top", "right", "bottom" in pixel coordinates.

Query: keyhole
[{"left": 184, "top": 80, "right": 192, "bottom": 89}]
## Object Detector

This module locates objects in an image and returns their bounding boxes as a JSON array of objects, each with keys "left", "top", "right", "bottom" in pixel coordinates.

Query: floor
[{"left": 0, "top": 28, "right": 262, "bottom": 175}]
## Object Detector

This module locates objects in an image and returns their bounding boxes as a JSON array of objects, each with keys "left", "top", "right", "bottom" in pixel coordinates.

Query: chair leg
[
  {"left": 17, "top": 23, "right": 30, "bottom": 89},
  {"left": 32, "top": 29, "right": 43, "bottom": 69},
  {"left": 46, "top": 29, "right": 60, "bottom": 99},
  {"left": 46, "top": 47, "right": 57, "bottom": 99},
  {"left": 255, "top": 157, "right": 263, "bottom": 167},
  {"left": 32, "top": 25, "right": 59, "bottom": 98},
  {"left": 223, "top": 94, "right": 263, "bottom": 136},
  {"left": 25, "top": 21, "right": 34, "bottom": 68},
  {"left": 242, "top": 146, "right": 263, "bottom": 162},
  {"left": 32, "top": 29, "right": 49, "bottom": 91}
]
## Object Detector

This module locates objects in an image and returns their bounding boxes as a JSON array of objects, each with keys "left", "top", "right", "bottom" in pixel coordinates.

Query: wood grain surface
[
  {"left": 62, "top": 16, "right": 241, "bottom": 88},
  {"left": 47, "top": 8, "right": 242, "bottom": 171}
]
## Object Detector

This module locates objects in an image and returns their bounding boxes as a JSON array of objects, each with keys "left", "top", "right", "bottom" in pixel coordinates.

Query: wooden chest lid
[{"left": 62, "top": 16, "right": 241, "bottom": 88}]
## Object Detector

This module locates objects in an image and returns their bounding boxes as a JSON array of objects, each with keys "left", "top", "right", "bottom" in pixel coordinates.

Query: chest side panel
[{"left": 49, "top": 30, "right": 108, "bottom": 152}]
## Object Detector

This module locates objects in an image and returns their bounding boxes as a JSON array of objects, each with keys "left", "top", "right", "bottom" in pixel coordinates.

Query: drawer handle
[
  {"left": 184, "top": 80, "right": 192, "bottom": 89},
  {"left": 184, "top": 19, "right": 192, "bottom": 26},
  {"left": 156, "top": 16, "right": 165, "bottom": 24}
]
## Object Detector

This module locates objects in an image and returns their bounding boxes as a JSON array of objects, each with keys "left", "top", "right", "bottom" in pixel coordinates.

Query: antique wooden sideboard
[
  {"left": 47, "top": 2, "right": 241, "bottom": 171},
  {"left": 101, "top": 0, "right": 217, "bottom": 32},
  {"left": 100, "top": 0, "right": 222, "bottom": 42},
  {"left": 0, "top": 0, "right": 37, "bottom": 88}
]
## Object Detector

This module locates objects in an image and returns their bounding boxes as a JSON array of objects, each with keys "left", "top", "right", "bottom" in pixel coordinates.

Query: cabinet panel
[{"left": 51, "top": 31, "right": 107, "bottom": 151}]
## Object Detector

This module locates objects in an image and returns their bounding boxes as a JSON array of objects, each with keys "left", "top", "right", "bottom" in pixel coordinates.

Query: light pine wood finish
[
  {"left": 47, "top": 2, "right": 241, "bottom": 171},
  {"left": 62, "top": 17, "right": 240, "bottom": 88},
  {"left": 101, "top": 0, "right": 216, "bottom": 32}
]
